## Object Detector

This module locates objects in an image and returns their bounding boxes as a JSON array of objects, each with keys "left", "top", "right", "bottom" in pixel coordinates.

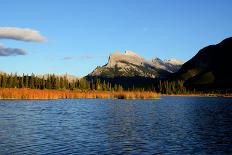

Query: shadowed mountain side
[{"left": 172, "top": 37, "right": 232, "bottom": 91}]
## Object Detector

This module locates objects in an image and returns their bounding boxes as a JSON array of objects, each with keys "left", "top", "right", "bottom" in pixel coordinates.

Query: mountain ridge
[
  {"left": 88, "top": 50, "right": 183, "bottom": 78},
  {"left": 172, "top": 37, "right": 232, "bottom": 90}
]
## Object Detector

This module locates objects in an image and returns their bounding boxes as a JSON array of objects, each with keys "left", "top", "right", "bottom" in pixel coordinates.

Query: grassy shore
[
  {"left": 0, "top": 88, "right": 159, "bottom": 100},
  {"left": 162, "top": 93, "right": 232, "bottom": 97},
  {"left": 0, "top": 88, "right": 231, "bottom": 100}
]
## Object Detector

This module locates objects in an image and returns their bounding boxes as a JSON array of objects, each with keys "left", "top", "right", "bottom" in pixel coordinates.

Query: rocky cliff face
[
  {"left": 151, "top": 58, "right": 183, "bottom": 73},
  {"left": 89, "top": 50, "right": 183, "bottom": 78}
]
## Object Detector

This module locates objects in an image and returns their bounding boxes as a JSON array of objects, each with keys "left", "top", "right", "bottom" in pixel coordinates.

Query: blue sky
[{"left": 0, "top": 0, "right": 232, "bottom": 76}]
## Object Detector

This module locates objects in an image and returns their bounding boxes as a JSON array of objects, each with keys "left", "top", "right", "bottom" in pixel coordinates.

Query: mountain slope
[
  {"left": 173, "top": 37, "right": 232, "bottom": 90},
  {"left": 89, "top": 50, "right": 183, "bottom": 78}
]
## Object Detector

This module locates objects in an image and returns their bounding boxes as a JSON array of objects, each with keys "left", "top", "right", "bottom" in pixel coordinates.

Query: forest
[
  {"left": 0, "top": 73, "right": 122, "bottom": 91},
  {"left": 0, "top": 72, "right": 231, "bottom": 99},
  {"left": 0, "top": 72, "right": 187, "bottom": 94}
]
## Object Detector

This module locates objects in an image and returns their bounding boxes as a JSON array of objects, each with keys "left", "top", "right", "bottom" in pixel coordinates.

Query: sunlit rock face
[{"left": 89, "top": 50, "right": 183, "bottom": 78}]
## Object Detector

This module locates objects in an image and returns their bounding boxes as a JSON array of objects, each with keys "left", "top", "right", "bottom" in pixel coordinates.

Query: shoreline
[
  {"left": 0, "top": 88, "right": 159, "bottom": 100},
  {"left": 161, "top": 94, "right": 232, "bottom": 97},
  {"left": 0, "top": 88, "right": 231, "bottom": 100}
]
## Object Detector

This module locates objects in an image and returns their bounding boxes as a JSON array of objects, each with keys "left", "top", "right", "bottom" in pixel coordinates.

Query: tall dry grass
[{"left": 0, "top": 88, "right": 159, "bottom": 100}]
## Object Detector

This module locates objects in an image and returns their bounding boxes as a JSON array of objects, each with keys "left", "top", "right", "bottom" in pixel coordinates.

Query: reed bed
[{"left": 0, "top": 88, "right": 159, "bottom": 100}]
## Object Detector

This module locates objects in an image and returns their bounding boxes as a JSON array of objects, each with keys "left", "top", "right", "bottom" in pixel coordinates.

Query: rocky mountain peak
[
  {"left": 107, "top": 50, "right": 144, "bottom": 68},
  {"left": 164, "top": 58, "right": 184, "bottom": 65},
  {"left": 124, "top": 50, "right": 140, "bottom": 57},
  {"left": 89, "top": 50, "right": 183, "bottom": 78}
]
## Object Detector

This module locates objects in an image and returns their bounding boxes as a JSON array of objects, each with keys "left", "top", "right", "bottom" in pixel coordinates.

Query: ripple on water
[{"left": 0, "top": 97, "right": 232, "bottom": 154}]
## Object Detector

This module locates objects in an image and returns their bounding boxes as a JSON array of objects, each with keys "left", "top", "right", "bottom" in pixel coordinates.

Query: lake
[{"left": 0, "top": 97, "right": 232, "bottom": 155}]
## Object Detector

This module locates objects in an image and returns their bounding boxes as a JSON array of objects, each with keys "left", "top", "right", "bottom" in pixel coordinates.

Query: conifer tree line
[
  {"left": 0, "top": 73, "right": 188, "bottom": 93},
  {"left": 157, "top": 80, "right": 187, "bottom": 94},
  {"left": 0, "top": 73, "right": 124, "bottom": 91}
]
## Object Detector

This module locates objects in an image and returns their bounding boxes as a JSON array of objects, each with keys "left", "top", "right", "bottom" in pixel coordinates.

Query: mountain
[
  {"left": 88, "top": 50, "right": 183, "bottom": 78},
  {"left": 173, "top": 37, "right": 232, "bottom": 91},
  {"left": 152, "top": 57, "right": 183, "bottom": 73}
]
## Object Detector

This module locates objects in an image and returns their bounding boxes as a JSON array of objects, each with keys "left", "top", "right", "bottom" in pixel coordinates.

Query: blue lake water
[{"left": 0, "top": 97, "right": 232, "bottom": 155}]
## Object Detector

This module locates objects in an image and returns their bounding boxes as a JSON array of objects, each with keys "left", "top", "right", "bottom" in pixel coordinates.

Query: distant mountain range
[
  {"left": 173, "top": 37, "right": 232, "bottom": 91},
  {"left": 1, "top": 37, "right": 231, "bottom": 92},
  {"left": 87, "top": 37, "right": 232, "bottom": 91},
  {"left": 88, "top": 50, "right": 183, "bottom": 78}
]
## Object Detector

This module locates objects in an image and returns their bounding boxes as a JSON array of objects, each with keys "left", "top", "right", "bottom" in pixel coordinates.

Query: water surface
[{"left": 0, "top": 97, "right": 232, "bottom": 154}]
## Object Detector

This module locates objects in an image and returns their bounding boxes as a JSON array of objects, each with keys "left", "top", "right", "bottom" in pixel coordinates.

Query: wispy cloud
[
  {"left": 0, "top": 27, "right": 46, "bottom": 42},
  {"left": 0, "top": 44, "right": 27, "bottom": 56},
  {"left": 62, "top": 56, "right": 73, "bottom": 60},
  {"left": 61, "top": 55, "right": 95, "bottom": 61},
  {"left": 80, "top": 55, "right": 94, "bottom": 59}
]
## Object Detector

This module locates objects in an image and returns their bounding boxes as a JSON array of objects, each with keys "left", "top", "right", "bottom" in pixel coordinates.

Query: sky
[{"left": 0, "top": 0, "right": 232, "bottom": 76}]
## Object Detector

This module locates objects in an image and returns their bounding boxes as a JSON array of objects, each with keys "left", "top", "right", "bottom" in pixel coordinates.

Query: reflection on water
[{"left": 0, "top": 97, "right": 232, "bottom": 154}]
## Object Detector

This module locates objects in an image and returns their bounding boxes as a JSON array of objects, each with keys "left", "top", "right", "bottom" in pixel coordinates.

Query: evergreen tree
[{"left": 20, "top": 73, "right": 24, "bottom": 88}]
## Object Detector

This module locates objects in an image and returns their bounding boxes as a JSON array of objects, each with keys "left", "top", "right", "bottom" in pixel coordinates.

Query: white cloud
[
  {"left": 0, "top": 44, "right": 27, "bottom": 56},
  {"left": 0, "top": 27, "right": 46, "bottom": 42}
]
